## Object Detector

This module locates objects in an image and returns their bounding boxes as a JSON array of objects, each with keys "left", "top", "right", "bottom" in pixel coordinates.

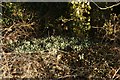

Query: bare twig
[
  {"left": 0, "top": 3, "right": 6, "bottom": 8},
  {"left": 112, "top": 67, "right": 120, "bottom": 79},
  {"left": 57, "top": 74, "right": 77, "bottom": 79},
  {"left": 91, "top": 0, "right": 120, "bottom": 10}
]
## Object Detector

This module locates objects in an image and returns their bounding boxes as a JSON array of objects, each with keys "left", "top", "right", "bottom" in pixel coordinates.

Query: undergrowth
[{"left": 3, "top": 36, "right": 90, "bottom": 53}]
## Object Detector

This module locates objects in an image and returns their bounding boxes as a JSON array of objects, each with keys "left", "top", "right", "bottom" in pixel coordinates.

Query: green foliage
[
  {"left": 5, "top": 36, "right": 91, "bottom": 53},
  {"left": 70, "top": 1, "right": 91, "bottom": 38},
  {"left": 2, "top": 2, "right": 36, "bottom": 43},
  {"left": 103, "top": 14, "right": 120, "bottom": 35},
  {"left": 100, "top": 13, "right": 120, "bottom": 44},
  {"left": 2, "top": 2, "right": 37, "bottom": 24},
  {"left": 1, "top": 2, "right": 120, "bottom": 79},
  {"left": 2, "top": 2, "right": 91, "bottom": 38}
]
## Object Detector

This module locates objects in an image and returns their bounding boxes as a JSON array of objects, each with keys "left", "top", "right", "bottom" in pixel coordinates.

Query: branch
[
  {"left": 91, "top": 0, "right": 120, "bottom": 10},
  {"left": 0, "top": 3, "right": 6, "bottom": 8},
  {"left": 112, "top": 67, "right": 120, "bottom": 79}
]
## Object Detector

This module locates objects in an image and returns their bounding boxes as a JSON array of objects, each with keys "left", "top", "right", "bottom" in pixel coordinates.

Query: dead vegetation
[{"left": 0, "top": 44, "right": 120, "bottom": 80}]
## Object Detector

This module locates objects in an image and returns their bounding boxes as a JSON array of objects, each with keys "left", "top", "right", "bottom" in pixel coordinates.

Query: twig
[
  {"left": 112, "top": 67, "right": 120, "bottom": 79},
  {"left": 0, "top": 3, "right": 6, "bottom": 8},
  {"left": 91, "top": 0, "right": 120, "bottom": 10},
  {"left": 57, "top": 49, "right": 69, "bottom": 54},
  {"left": 57, "top": 74, "right": 77, "bottom": 79}
]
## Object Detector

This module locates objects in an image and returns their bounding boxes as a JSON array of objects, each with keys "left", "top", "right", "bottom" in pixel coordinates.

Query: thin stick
[
  {"left": 91, "top": 0, "right": 120, "bottom": 10},
  {"left": 112, "top": 67, "right": 120, "bottom": 79}
]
